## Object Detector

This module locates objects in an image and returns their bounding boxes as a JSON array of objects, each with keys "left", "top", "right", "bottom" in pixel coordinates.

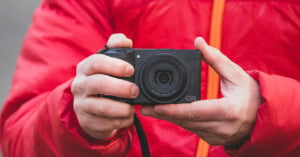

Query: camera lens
[
  {"left": 139, "top": 53, "right": 190, "bottom": 104},
  {"left": 156, "top": 71, "right": 172, "bottom": 84}
]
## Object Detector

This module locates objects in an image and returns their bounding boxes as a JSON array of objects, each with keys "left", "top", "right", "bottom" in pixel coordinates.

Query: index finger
[
  {"left": 77, "top": 33, "right": 134, "bottom": 77},
  {"left": 194, "top": 37, "right": 247, "bottom": 84},
  {"left": 77, "top": 54, "right": 134, "bottom": 77}
]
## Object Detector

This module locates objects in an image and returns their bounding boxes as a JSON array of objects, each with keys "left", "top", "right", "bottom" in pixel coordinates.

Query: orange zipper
[{"left": 195, "top": 0, "right": 225, "bottom": 157}]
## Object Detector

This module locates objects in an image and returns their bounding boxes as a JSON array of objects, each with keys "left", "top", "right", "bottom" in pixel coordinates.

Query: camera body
[{"left": 99, "top": 48, "right": 201, "bottom": 105}]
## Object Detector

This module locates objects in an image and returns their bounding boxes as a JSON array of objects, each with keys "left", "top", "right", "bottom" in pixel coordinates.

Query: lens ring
[{"left": 139, "top": 53, "right": 190, "bottom": 104}]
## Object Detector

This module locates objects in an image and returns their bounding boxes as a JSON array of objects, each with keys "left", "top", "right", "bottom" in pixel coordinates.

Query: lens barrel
[{"left": 140, "top": 53, "right": 190, "bottom": 104}]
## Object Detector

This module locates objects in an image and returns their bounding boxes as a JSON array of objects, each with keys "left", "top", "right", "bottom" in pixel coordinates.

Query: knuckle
[
  {"left": 71, "top": 78, "right": 85, "bottom": 95},
  {"left": 122, "top": 106, "right": 135, "bottom": 118},
  {"left": 122, "top": 118, "right": 134, "bottom": 128},
  {"left": 86, "top": 75, "right": 107, "bottom": 94},
  {"left": 88, "top": 55, "right": 101, "bottom": 72},
  {"left": 112, "top": 120, "right": 122, "bottom": 129},
  {"left": 115, "top": 118, "right": 134, "bottom": 129},
  {"left": 77, "top": 54, "right": 98, "bottom": 73},
  {"left": 76, "top": 60, "right": 86, "bottom": 74},
  {"left": 118, "top": 109, "right": 131, "bottom": 118},
  {"left": 92, "top": 104, "right": 108, "bottom": 116},
  {"left": 72, "top": 99, "right": 82, "bottom": 113},
  {"left": 72, "top": 91, "right": 87, "bottom": 113}
]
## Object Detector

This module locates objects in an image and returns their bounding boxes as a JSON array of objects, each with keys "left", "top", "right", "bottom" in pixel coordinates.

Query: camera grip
[
  {"left": 98, "top": 48, "right": 136, "bottom": 104},
  {"left": 99, "top": 48, "right": 135, "bottom": 66}
]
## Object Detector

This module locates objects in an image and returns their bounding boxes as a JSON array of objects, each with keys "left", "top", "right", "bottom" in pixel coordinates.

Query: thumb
[
  {"left": 107, "top": 33, "right": 133, "bottom": 48},
  {"left": 194, "top": 37, "right": 245, "bottom": 82}
]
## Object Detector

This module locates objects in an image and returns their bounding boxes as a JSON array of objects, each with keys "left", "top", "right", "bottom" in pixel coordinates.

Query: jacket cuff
[
  {"left": 226, "top": 70, "right": 300, "bottom": 157},
  {"left": 48, "top": 79, "right": 134, "bottom": 156}
]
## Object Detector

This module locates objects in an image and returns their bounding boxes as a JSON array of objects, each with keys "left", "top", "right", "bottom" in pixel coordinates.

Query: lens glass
[
  {"left": 139, "top": 53, "right": 190, "bottom": 104},
  {"left": 156, "top": 71, "right": 172, "bottom": 84}
]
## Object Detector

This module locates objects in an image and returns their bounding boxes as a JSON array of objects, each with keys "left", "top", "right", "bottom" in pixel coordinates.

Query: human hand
[
  {"left": 140, "top": 37, "right": 262, "bottom": 146},
  {"left": 71, "top": 34, "right": 139, "bottom": 139}
]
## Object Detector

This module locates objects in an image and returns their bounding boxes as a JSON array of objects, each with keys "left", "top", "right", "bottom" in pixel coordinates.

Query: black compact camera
[{"left": 99, "top": 48, "right": 201, "bottom": 105}]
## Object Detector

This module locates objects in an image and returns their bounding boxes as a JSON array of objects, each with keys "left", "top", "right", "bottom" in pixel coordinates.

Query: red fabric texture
[
  {"left": 1, "top": 0, "right": 300, "bottom": 157},
  {"left": 226, "top": 71, "right": 300, "bottom": 157}
]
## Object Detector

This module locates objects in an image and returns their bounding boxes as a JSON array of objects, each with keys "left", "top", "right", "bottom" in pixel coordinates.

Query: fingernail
[
  {"left": 125, "top": 66, "right": 134, "bottom": 77},
  {"left": 194, "top": 37, "right": 207, "bottom": 49},
  {"left": 131, "top": 85, "right": 139, "bottom": 98}
]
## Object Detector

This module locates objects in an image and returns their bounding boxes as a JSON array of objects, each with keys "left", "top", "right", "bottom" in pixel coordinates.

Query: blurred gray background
[
  {"left": 0, "top": 0, "right": 39, "bottom": 156},
  {"left": 0, "top": 0, "right": 40, "bottom": 107}
]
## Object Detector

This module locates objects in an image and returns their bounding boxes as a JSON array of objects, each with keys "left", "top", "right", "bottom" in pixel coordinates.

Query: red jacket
[{"left": 1, "top": 0, "right": 300, "bottom": 157}]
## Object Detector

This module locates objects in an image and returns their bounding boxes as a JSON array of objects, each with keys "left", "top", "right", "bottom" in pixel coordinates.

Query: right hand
[{"left": 71, "top": 34, "right": 139, "bottom": 139}]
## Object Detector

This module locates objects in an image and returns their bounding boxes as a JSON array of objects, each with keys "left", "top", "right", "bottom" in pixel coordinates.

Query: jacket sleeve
[
  {"left": 227, "top": 71, "right": 300, "bottom": 157},
  {"left": 0, "top": 0, "right": 134, "bottom": 156}
]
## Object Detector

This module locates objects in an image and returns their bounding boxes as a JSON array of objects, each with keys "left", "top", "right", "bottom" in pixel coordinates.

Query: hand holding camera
[
  {"left": 72, "top": 33, "right": 262, "bottom": 147},
  {"left": 71, "top": 33, "right": 201, "bottom": 140},
  {"left": 71, "top": 34, "right": 138, "bottom": 139},
  {"left": 140, "top": 37, "right": 262, "bottom": 146}
]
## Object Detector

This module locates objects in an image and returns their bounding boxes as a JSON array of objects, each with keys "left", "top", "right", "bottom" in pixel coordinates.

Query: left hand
[{"left": 140, "top": 37, "right": 263, "bottom": 146}]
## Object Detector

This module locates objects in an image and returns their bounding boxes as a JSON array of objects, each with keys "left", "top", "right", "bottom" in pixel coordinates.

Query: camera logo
[{"left": 185, "top": 96, "right": 197, "bottom": 102}]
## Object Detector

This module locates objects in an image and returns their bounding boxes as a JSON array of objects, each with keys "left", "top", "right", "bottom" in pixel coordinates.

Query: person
[{"left": 1, "top": 0, "right": 299, "bottom": 157}]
